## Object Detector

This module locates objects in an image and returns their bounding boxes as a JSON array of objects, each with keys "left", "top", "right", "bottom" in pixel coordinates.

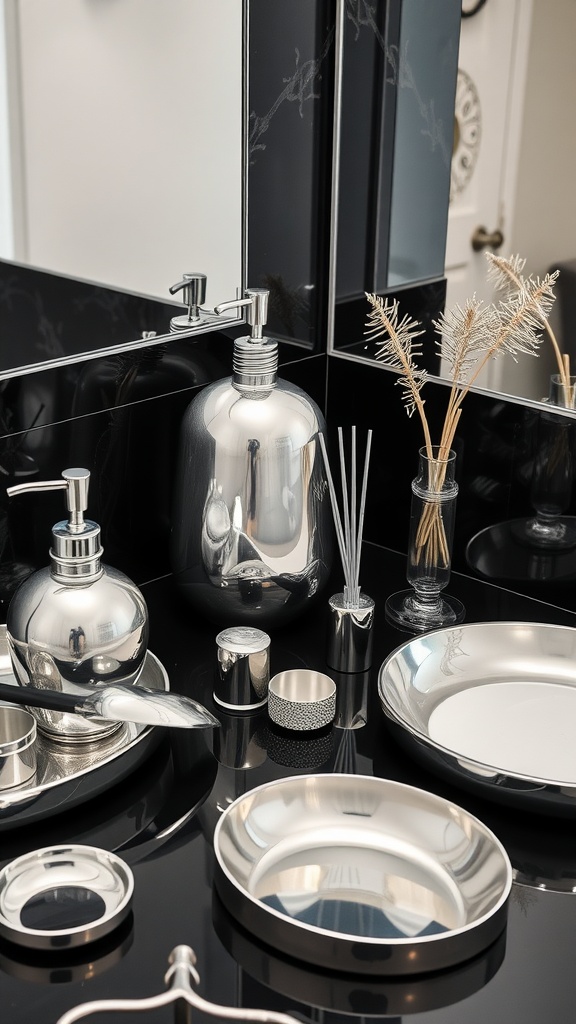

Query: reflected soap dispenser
[
  {"left": 5, "top": 468, "right": 149, "bottom": 745},
  {"left": 171, "top": 288, "right": 332, "bottom": 626}
]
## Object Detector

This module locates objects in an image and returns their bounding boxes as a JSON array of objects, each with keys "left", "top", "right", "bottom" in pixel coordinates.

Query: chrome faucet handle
[{"left": 169, "top": 272, "right": 208, "bottom": 331}]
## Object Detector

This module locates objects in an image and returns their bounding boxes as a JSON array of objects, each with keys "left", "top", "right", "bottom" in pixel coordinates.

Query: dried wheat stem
[
  {"left": 488, "top": 253, "right": 569, "bottom": 389},
  {"left": 447, "top": 278, "right": 553, "bottom": 428}
]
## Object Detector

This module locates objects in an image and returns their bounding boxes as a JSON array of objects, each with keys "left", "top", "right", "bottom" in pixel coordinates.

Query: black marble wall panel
[{"left": 248, "top": 0, "right": 335, "bottom": 349}]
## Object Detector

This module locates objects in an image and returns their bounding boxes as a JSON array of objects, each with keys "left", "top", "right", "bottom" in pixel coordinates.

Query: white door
[{"left": 444, "top": 0, "right": 533, "bottom": 389}]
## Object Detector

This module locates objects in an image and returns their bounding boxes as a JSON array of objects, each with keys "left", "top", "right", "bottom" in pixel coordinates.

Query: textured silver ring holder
[
  {"left": 0, "top": 845, "right": 134, "bottom": 949},
  {"left": 56, "top": 945, "right": 301, "bottom": 1024},
  {"left": 268, "top": 669, "right": 336, "bottom": 731}
]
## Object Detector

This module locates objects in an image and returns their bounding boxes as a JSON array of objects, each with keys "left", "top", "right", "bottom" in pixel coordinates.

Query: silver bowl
[
  {"left": 379, "top": 621, "right": 576, "bottom": 815},
  {"left": 213, "top": 773, "right": 512, "bottom": 975},
  {"left": 0, "top": 845, "right": 134, "bottom": 949}
]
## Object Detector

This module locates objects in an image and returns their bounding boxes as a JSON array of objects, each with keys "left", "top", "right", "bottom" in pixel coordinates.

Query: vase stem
[{"left": 386, "top": 447, "right": 465, "bottom": 633}]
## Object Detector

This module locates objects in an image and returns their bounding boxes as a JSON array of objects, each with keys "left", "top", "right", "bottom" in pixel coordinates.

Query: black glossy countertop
[{"left": 0, "top": 545, "right": 575, "bottom": 1024}]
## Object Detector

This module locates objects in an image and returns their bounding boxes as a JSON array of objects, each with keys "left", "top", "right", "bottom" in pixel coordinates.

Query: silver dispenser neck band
[{"left": 214, "top": 288, "right": 278, "bottom": 392}]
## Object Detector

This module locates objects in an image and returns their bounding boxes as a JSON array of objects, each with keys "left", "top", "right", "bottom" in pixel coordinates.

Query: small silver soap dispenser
[
  {"left": 171, "top": 288, "right": 332, "bottom": 625},
  {"left": 6, "top": 468, "right": 149, "bottom": 745}
]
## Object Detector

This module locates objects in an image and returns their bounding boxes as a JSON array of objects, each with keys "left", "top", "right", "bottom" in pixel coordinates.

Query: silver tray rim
[
  {"left": 378, "top": 620, "right": 576, "bottom": 808},
  {"left": 0, "top": 625, "right": 168, "bottom": 816},
  {"left": 213, "top": 772, "right": 512, "bottom": 975}
]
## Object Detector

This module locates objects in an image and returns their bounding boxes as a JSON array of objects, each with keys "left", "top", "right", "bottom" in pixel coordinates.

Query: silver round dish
[
  {"left": 0, "top": 707, "right": 37, "bottom": 790},
  {"left": 378, "top": 621, "right": 576, "bottom": 816},
  {"left": 0, "top": 845, "right": 134, "bottom": 949},
  {"left": 213, "top": 773, "right": 512, "bottom": 975}
]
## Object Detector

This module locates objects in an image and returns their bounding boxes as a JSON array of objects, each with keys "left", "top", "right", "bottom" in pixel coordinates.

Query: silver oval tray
[
  {"left": 0, "top": 626, "right": 167, "bottom": 828},
  {"left": 213, "top": 773, "right": 512, "bottom": 975},
  {"left": 379, "top": 621, "right": 576, "bottom": 815}
]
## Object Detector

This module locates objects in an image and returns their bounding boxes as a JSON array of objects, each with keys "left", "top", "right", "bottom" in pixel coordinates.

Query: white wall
[
  {"left": 1, "top": 0, "right": 242, "bottom": 308},
  {"left": 496, "top": 0, "right": 576, "bottom": 397}
]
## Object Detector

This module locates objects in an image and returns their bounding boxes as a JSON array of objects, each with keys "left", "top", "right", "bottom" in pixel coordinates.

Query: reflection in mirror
[
  {"left": 0, "top": 0, "right": 244, "bottom": 371},
  {"left": 445, "top": 0, "right": 576, "bottom": 404},
  {"left": 330, "top": 0, "right": 576, "bottom": 409},
  {"left": 330, "top": 0, "right": 459, "bottom": 365}
]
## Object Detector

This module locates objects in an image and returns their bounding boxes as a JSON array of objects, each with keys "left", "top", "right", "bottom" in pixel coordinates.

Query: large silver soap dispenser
[
  {"left": 171, "top": 288, "right": 332, "bottom": 625},
  {"left": 6, "top": 468, "right": 149, "bottom": 745}
]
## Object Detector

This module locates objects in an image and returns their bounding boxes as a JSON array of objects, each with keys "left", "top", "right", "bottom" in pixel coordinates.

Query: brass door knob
[{"left": 471, "top": 225, "right": 505, "bottom": 252}]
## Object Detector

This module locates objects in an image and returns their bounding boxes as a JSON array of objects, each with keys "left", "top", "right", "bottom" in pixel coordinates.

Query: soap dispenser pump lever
[
  {"left": 7, "top": 468, "right": 90, "bottom": 525},
  {"left": 169, "top": 272, "right": 209, "bottom": 332},
  {"left": 7, "top": 469, "right": 96, "bottom": 551},
  {"left": 215, "top": 288, "right": 269, "bottom": 340}
]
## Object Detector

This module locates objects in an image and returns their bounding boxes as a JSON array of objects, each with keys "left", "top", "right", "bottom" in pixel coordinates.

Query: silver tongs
[{"left": 0, "top": 681, "right": 219, "bottom": 730}]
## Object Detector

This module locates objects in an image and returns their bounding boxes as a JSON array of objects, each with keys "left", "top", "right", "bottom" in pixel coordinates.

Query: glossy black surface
[{"left": 0, "top": 548, "right": 574, "bottom": 1022}]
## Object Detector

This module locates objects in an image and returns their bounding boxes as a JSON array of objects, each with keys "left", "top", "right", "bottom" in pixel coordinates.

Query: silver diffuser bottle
[
  {"left": 6, "top": 468, "right": 149, "bottom": 745},
  {"left": 171, "top": 288, "right": 332, "bottom": 625}
]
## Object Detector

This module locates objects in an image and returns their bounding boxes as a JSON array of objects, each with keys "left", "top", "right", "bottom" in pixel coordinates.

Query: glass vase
[
  {"left": 386, "top": 447, "right": 465, "bottom": 632},
  {"left": 522, "top": 374, "right": 576, "bottom": 550}
]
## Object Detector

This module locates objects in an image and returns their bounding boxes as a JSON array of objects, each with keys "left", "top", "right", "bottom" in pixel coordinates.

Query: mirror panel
[
  {"left": 0, "top": 0, "right": 244, "bottom": 373},
  {"left": 330, "top": 0, "right": 576, "bottom": 410},
  {"left": 331, "top": 0, "right": 458, "bottom": 367}
]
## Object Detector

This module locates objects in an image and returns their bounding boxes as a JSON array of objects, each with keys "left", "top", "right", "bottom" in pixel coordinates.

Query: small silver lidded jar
[
  {"left": 214, "top": 626, "right": 271, "bottom": 712},
  {"left": 5, "top": 469, "right": 149, "bottom": 745}
]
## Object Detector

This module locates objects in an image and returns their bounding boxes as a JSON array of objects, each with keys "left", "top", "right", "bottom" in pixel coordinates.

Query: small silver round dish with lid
[
  {"left": 214, "top": 627, "right": 270, "bottom": 711},
  {"left": 0, "top": 706, "right": 37, "bottom": 790},
  {"left": 0, "top": 845, "right": 134, "bottom": 949}
]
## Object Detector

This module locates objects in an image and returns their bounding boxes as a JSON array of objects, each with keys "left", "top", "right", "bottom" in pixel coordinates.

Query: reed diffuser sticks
[{"left": 319, "top": 426, "right": 373, "bottom": 608}]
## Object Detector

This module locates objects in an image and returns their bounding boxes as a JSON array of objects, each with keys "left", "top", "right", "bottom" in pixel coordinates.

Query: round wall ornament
[{"left": 451, "top": 68, "right": 482, "bottom": 199}]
